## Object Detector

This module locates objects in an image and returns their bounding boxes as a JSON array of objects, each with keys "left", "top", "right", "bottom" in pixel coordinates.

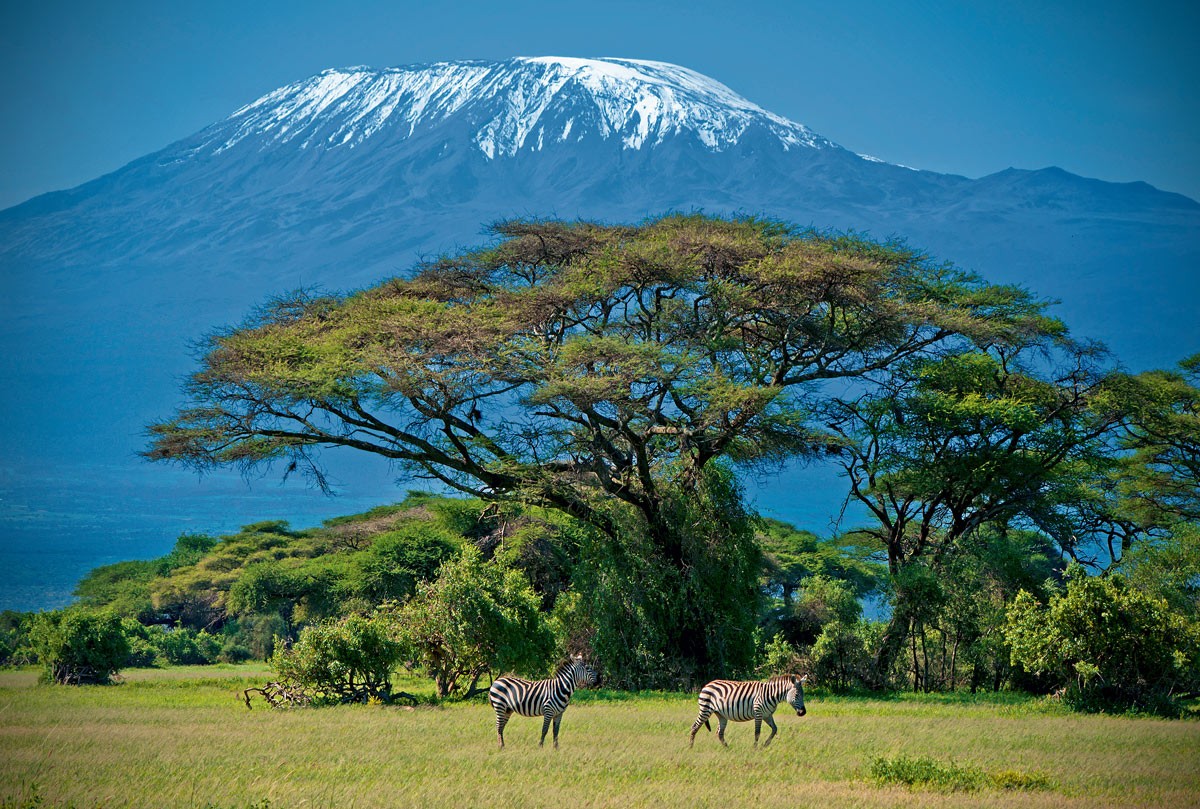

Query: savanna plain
[{"left": 1, "top": 665, "right": 1197, "bottom": 809}]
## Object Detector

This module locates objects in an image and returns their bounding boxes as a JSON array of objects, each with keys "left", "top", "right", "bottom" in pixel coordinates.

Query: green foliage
[
  {"left": 870, "top": 755, "right": 986, "bottom": 791},
  {"left": 572, "top": 464, "right": 762, "bottom": 688},
  {"left": 869, "top": 754, "right": 1053, "bottom": 792},
  {"left": 757, "top": 633, "right": 803, "bottom": 677},
  {"left": 28, "top": 609, "right": 130, "bottom": 684},
  {"left": 270, "top": 611, "right": 406, "bottom": 704},
  {"left": 758, "top": 520, "right": 882, "bottom": 605},
  {"left": 0, "top": 611, "right": 33, "bottom": 666},
  {"left": 1116, "top": 525, "right": 1200, "bottom": 619},
  {"left": 221, "top": 614, "right": 288, "bottom": 661},
  {"left": 73, "top": 560, "right": 159, "bottom": 622},
  {"left": 1005, "top": 564, "right": 1200, "bottom": 715},
  {"left": 147, "top": 214, "right": 1061, "bottom": 683},
  {"left": 397, "top": 547, "right": 552, "bottom": 698},
  {"left": 1105, "top": 356, "right": 1200, "bottom": 527},
  {"left": 342, "top": 523, "right": 460, "bottom": 604},
  {"left": 811, "top": 621, "right": 880, "bottom": 692}
]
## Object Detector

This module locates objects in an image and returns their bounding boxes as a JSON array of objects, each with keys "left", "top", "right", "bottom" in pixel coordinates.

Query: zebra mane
[{"left": 553, "top": 658, "right": 581, "bottom": 676}]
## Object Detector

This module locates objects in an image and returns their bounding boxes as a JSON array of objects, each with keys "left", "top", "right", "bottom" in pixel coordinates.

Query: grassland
[{"left": 1, "top": 665, "right": 1197, "bottom": 809}]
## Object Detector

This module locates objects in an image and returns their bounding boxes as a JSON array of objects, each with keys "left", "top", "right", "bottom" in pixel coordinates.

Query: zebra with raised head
[
  {"left": 489, "top": 654, "right": 599, "bottom": 748},
  {"left": 689, "top": 674, "right": 807, "bottom": 748}
]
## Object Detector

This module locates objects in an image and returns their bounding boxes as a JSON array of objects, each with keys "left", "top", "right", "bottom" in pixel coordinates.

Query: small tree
[
  {"left": 398, "top": 548, "right": 552, "bottom": 698},
  {"left": 28, "top": 609, "right": 130, "bottom": 685},
  {"left": 810, "top": 621, "right": 878, "bottom": 692},
  {"left": 1005, "top": 564, "right": 1200, "bottom": 715},
  {"left": 270, "top": 612, "right": 406, "bottom": 703}
]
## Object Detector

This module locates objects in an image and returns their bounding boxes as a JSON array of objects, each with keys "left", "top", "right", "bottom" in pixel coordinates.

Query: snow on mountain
[{"left": 201, "top": 57, "right": 833, "bottom": 159}]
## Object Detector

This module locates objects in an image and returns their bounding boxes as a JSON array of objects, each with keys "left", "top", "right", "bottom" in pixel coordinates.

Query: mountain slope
[{"left": 1, "top": 56, "right": 1197, "bottom": 610}]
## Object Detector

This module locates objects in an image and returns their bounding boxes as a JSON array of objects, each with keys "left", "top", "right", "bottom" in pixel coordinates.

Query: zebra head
[
  {"left": 788, "top": 675, "right": 808, "bottom": 716},
  {"left": 563, "top": 654, "right": 599, "bottom": 688}
]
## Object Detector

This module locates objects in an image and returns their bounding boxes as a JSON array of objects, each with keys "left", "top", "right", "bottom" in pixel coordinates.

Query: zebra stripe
[
  {"left": 489, "top": 655, "right": 599, "bottom": 748},
  {"left": 689, "top": 674, "right": 807, "bottom": 748}
]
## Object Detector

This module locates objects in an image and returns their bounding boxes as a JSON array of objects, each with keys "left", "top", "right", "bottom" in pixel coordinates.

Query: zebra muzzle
[{"left": 796, "top": 708, "right": 806, "bottom": 716}]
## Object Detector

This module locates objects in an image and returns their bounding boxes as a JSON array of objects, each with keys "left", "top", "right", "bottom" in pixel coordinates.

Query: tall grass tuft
[{"left": 870, "top": 755, "right": 1054, "bottom": 792}]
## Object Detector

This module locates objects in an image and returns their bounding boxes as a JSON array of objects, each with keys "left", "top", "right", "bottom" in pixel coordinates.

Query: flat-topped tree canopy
[{"left": 145, "top": 213, "right": 1061, "bottom": 552}]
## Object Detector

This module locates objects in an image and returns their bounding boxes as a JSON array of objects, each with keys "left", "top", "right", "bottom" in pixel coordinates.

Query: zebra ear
[
  {"left": 573, "top": 653, "right": 583, "bottom": 661},
  {"left": 800, "top": 675, "right": 809, "bottom": 683}
]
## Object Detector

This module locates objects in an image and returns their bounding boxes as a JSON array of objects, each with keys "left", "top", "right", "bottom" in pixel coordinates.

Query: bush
[
  {"left": 0, "top": 611, "right": 33, "bottom": 667},
  {"left": 1005, "top": 564, "right": 1200, "bottom": 715},
  {"left": 151, "top": 625, "right": 221, "bottom": 665},
  {"left": 28, "top": 609, "right": 130, "bottom": 684},
  {"left": 870, "top": 755, "right": 985, "bottom": 791},
  {"left": 221, "top": 614, "right": 288, "bottom": 661},
  {"left": 757, "top": 633, "right": 802, "bottom": 677},
  {"left": 271, "top": 612, "right": 406, "bottom": 704},
  {"left": 121, "top": 619, "right": 160, "bottom": 667},
  {"left": 398, "top": 547, "right": 552, "bottom": 698},
  {"left": 343, "top": 523, "right": 460, "bottom": 603},
  {"left": 870, "top": 755, "right": 1053, "bottom": 792},
  {"left": 810, "top": 620, "right": 877, "bottom": 692},
  {"left": 218, "top": 639, "right": 253, "bottom": 664}
]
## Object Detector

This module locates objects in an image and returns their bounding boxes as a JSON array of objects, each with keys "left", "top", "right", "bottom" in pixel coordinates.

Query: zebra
[
  {"left": 488, "top": 654, "right": 599, "bottom": 748},
  {"left": 689, "top": 674, "right": 807, "bottom": 748}
]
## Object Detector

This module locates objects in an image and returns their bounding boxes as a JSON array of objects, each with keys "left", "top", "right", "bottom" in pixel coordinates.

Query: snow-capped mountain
[
  {"left": 207, "top": 57, "right": 832, "bottom": 157},
  {"left": 1, "top": 56, "right": 1197, "bottom": 611}
]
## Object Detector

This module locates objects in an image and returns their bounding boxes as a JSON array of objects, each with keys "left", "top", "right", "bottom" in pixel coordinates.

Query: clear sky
[{"left": 2, "top": 0, "right": 1198, "bottom": 210}]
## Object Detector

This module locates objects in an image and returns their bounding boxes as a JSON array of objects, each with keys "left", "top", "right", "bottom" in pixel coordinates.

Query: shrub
[
  {"left": 270, "top": 612, "right": 406, "bottom": 704},
  {"left": 870, "top": 755, "right": 985, "bottom": 791},
  {"left": 757, "top": 633, "right": 802, "bottom": 677},
  {"left": 1005, "top": 563, "right": 1200, "bottom": 715},
  {"left": 28, "top": 609, "right": 130, "bottom": 684},
  {"left": 398, "top": 547, "right": 552, "bottom": 698},
  {"left": 218, "top": 639, "right": 252, "bottom": 664},
  {"left": 222, "top": 614, "right": 288, "bottom": 660},
  {"left": 0, "top": 611, "right": 33, "bottom": 667},
  {"left": 150, "top": 625, "right": 221, "bottom": 665},
  {"left": 810, "top": 620, "right": 876, "bottom": 692},
  {"left": 121, "top": 619, "right": 160, "bottom": 667},
  {"left": 870, "top": 755, "right": 1053, "bottom": 792}
]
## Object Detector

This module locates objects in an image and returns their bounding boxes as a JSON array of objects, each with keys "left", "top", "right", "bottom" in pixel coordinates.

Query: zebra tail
[{"left": 704, "top": 718, "right": 711, "bottom": 732}]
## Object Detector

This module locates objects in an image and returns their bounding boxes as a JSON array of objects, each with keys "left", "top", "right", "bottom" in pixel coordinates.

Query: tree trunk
[{"left": 871, "top": 611, "right": 911, "bottom": 689}]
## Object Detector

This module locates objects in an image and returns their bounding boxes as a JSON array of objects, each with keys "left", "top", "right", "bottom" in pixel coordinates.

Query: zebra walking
[
  {"left": 689, "top": 674, "right": 807, "bottom": 748},
  {"left": 489, "top": 654, "right": 599, "bottom": 748}
]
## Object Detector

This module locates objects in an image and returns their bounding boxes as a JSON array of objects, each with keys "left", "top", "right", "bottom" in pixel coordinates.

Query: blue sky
[{"left": 2, "top": 0, "right": 1198, "bottom": 210}]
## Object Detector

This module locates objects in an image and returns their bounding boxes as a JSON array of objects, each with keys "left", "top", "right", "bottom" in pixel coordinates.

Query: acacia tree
[
  {"left": 1109, "top": 355, "right": 1200, "bottom": 528},
  {"left": 822, "top": 343, "right": 1129, "bottom": 683},
  {"left": 146, "top": 214, "right": 1052, "bottom": 681}
]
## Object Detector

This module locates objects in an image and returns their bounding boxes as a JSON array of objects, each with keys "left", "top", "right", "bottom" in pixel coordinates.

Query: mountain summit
[{"left": 203, "top": 57, "right": 833, "bottom": 159}]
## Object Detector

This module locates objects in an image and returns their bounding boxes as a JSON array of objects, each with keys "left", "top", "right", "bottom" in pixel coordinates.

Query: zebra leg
[
  {"left": 762, "top": 715, "right": 779, "bottom": 748},
  {"left": 689, "top": 707, "right": 712, "bottom": 747},
  {"left": 496, "top": 709, "right": 511, "bottom": 749},
  {"left": 552, "top": 712, "right": 563, "bottom": 749},
  {"left": 539, "top": 711, "right": 554, "bottom": 747},
  {"left": 716, "top": 714, "right": 730, "bottom": 747},
  {"left": 754, "top": 717, "right": 762, "bottom": 747}
]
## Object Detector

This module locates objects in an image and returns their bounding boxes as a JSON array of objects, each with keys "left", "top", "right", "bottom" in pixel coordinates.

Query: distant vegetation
[{"left": 5, "top": 214, "right": 1197, "bottom": 717}]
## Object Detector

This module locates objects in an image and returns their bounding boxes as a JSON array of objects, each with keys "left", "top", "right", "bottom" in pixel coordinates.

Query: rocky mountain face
[{"left": 1, "top": 56, "right": 1197, "bottom": 609}]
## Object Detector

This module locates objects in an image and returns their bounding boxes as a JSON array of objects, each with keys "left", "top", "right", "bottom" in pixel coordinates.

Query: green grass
[
  {"left": 1, "top": 665, "right": 1198, "bottom": 808},
  {"left": 869, "top": 754, "right": 1054, "bottom": 792}
]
